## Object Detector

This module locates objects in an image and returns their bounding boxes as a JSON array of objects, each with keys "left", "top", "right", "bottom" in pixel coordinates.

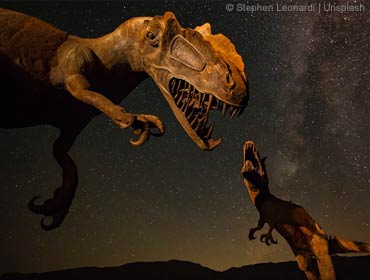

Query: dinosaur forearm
[
  {"left": 65, "top": 74, "right": 135, "bottom": 128},
  {"left": 65, "top": 73, "right": 164, "bottom": 145},
  {"left": 65, "top": 74, "right": 112, "bottom": 110}
]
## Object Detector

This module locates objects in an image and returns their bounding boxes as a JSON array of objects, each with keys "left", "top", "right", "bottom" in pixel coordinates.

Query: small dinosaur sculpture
[
  {"left": 241, "top": 141, "right": 370, "bottom": 280},
  {"left": 0, "top": 8, "right": 248, "bottom": 230}
]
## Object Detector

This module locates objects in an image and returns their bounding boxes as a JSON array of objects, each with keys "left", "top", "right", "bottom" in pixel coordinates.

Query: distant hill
[{"left": 1, "top": 255, "right": 369, "bottom": 280}]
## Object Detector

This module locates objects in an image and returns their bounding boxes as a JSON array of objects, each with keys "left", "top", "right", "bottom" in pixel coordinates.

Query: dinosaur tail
[{"left": 329, "top": 236, "right": 370, "bottom": 255}]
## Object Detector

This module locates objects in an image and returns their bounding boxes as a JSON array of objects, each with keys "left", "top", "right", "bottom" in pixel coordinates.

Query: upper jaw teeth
[{"left": 169, "top": 78, "right": 242, "bottom": 141}]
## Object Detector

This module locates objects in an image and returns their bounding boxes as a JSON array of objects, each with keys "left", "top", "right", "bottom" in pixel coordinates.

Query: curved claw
[
  {"left": 28, "top": 196, "right": 43, "bottom": 214},
  {"left": 28, "top": 196, "right": 55, "bottom": 214},
  {"left": 143, "top": 114, "right": 165, "bottom": 136},
  {"left": 130, "top": 129, "right": 149, "bottom": 147},
  {"left": 40, "top": 209, "right": 67, "bottom": 231},
  {"left": 248, "top": 229, "right": 256, "bottom": 240},
  {"left": 28, "top": 186, "right": 74, "bottom": 231},
  {"left": 41, "top": 217, "right": 57, "bottom": 231},
  {"left": 260, "top": 234, "right": 266, "bottom": 243},
  {"left": 260, "top": 233, "right": 278, "bottom": 246},
  {"left": 129, "top": 114, "right": 165, "bottom": 146}
]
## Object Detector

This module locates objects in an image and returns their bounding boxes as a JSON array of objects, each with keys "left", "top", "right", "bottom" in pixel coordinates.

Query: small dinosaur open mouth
[
  {"left": 242, "top": 141, "right": 267, "bottom": 187},
  {"left": 169, "top": 77, "right": 242, "bottom": 149},
  {"left": 243, "top": 142, "right": 259, "bottom": 173}
]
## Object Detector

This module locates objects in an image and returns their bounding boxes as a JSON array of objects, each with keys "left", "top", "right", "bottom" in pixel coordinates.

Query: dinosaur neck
[
  {"left": 73, "top": 16, "right": 152, "bottom": 72},
  {"left": 244, "top": 179, "right": 270, "bottom": 205}
]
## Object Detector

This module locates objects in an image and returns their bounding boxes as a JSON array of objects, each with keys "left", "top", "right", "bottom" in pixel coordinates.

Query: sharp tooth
[
  {"left": 231, "top": 107, "right": 239, "bottom": 119},
  {"left": 174, "top": 91, "right": 181, "bottom": 101},
  {"left": 184, "top": 95, "right": 192, "bottom": 112},
  {"left": 222, "top": 103, "right": 228, "bottom": 115},
  {"left": 206, "top": 124, "right": 214, "bottom": 139},
  {"left": 176, "top": 94, "right": 183, "bottom": 106},
  {"left": 195, "top": 120, "right": 202, "bottom": 132},
  {"left": 201, "top": 115, "right": 208, "bottom": 130},
  {"left": 229, "top": 107, "right": 234, "bottom": 119},
  {"left": 176, "top": 80, "right": 182, "bottom": 93},
  {"left": 188, "top": 83, "right": 192, "bottom": 93},
  {"left": 191, "top": 86, "right": 196, "bottom": 97},
  {"left": 206, "top": 95, "right": 213, "bottom": 115},
  {"left": 186, "top": 109, "right": 195, "bottom": 119},
  {"left": 191, "top": 114, "right": 198, "bottom": 126},
  {"left": 194, "top": 90, "right": 200, "bottom": 102},
  {"left": 200, "top": 93, "right": 206, "bottom": 106},
  {"left": 180, "top": 99, "right": 187, "bottom": 111},
  {"left": 171, "top": 80, "right": 176, "bottom": 93}
]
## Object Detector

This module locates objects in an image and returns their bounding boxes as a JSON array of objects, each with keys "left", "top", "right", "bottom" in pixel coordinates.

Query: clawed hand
[
  {"left": 260, "top": 232, "right": 278, "bottom": 246},
  {"left": 109, "top": 106, "right": 165, "bottom": 146}
]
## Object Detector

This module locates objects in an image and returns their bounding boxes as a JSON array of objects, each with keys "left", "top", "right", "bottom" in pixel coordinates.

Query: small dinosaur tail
[{"left": 329, "top": 236, "right": 370, "bottom": 255}]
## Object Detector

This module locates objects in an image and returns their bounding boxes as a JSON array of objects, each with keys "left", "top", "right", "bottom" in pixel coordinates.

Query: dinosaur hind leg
[
  {"left": 310, "top": 224, "right": 336, "bottom": 280},
  {"left": 295, "top": 253, "right": 319, "bottom": 280},
  {"left": 28, "top": 129, "right": 79, "bottom": 230}
]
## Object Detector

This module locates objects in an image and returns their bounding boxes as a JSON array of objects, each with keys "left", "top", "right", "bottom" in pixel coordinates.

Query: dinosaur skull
[
  {"left": 242, "top": 141, "right": 269, "bottom": 188},
  {"left": 141, "top": 12, "right": 248, "bottom": 150}
]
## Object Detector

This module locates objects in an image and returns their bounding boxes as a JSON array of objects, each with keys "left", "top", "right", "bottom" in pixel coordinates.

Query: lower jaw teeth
[{"left": 206, "top": 125, "right": 214, "bottom": 139}]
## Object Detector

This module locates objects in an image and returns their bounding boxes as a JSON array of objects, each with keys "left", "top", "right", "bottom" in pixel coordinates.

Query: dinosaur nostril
[{"left": 226, "top": 73, "right": 231, "bottom": 84}]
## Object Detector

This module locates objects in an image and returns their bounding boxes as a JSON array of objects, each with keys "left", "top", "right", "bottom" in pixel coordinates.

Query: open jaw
[
  {"left": 242, "top": 141, "right": 264, "bottom": 183},
  {"left": 168, "top": 77, "right": 243, "bottom": 150}
]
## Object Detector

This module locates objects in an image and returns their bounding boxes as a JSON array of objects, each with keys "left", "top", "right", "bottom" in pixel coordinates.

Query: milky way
[{"left": 0, "top": 0, "right": 369, "bottom": 273}]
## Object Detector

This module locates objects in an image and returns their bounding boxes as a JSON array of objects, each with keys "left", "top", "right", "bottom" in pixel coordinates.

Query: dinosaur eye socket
[
  {"left": 169, "top": 36, "right": 205, "bottom": 71},
  {"left": 147, "top": 31, "right": 156, "bottom": 40},
  {"left": 146, "top": 31, "right": 159, "bottom": 47}
]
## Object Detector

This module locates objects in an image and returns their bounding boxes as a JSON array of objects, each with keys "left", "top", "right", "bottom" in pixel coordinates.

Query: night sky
[{"left": 0, "top": 0, "right": 369, "bottom": 274}]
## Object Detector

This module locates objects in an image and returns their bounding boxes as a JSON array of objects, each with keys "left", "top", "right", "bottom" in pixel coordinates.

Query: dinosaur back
[{"left": 0, "top": 8, "right": 69, "bottom": 82}]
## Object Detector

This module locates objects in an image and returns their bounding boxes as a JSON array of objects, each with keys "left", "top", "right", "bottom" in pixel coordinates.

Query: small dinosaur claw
[
  {"left": 40, "top": 217, "right": 57, "bottom": 231},
  {"left": 28, "top": 195, "right": 43, "bottom": 214},
  {"left": 28, "top": 186, "right": 75, "bottom": 231},
  {"left": 129, "top": 114, "right": 164, "bottom": 147},
  {"left": 260, "top": 232, "right": 277, "bottom": 246},
  {"left": 130, "top": 130, "right": 149, "bottom": 147},
  {"left": 145, "top": 114, "right": 165, "bottom": 136},
  {"left": 40, "top": 210, "right": 66, "bottom": 231},
  {"left": 248, "top": 229, "right": 256, "bottom": 240},
  {"left": 260, "top": 234, "right": 266, "bottom": 243}
]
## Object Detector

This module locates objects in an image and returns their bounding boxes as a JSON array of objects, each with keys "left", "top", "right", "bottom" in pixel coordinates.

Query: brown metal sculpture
[
  {"left": 0, "top": 8, "right": 248, "bottom": 230},
  {"left": 241, "top": 141, "right": 370, "bottom": 280}
]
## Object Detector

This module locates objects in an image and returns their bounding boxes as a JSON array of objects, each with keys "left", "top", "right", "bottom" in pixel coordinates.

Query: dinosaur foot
[
  {"left": 28, "top": 186, "right": 75, "bottom": 231},
  {"left": 249, "top": 228, "right": 257, "bottom": 240},
  {"left": 260, "top": 232, "right": 278, "bottom": 246}
]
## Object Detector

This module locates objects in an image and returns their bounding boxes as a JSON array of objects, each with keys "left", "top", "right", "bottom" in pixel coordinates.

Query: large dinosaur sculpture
[
  {"left": 0, "top": 8, "right": 248, "bottom": 230},
  {"left": 241, "top": 141, "right": 370, "bottom": 280}
]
